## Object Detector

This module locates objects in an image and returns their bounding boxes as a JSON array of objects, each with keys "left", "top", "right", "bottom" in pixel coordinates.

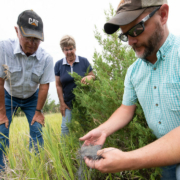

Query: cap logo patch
[
  {"left": 28, "top": 18, "right": 39, "bottom": 26},
  {"left": 118, "top": 0, "right": 131, "bottom": 9}
]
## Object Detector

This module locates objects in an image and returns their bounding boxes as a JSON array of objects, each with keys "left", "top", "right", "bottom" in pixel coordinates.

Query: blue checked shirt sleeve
[
  {"left": 122, "top": 68, "right": 138, "bottom": 106},
  {"left": 40, "top": 55, "right": 55, "bottom": 84}
]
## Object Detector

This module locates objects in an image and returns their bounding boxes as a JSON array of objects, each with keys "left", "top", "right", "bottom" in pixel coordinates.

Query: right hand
[
  {"left": 0, "top": 114, "right": 9, "bottom": 128},
  {"left": 79, "top": 128, "right": 107, "bottom": 146},
  {"left": 60, "top": 103, "right": 70, "bottom": 117}
]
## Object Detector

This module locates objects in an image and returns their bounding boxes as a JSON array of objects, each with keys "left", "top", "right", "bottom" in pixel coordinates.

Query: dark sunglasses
[{"left": 118, "top": 6, "right": 161, "bottom": 42}]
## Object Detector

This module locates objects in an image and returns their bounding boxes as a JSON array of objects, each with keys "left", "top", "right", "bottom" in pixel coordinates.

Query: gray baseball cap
[
  {"left": 104, "top": 0, "right": 168, "bottom": 34},
  {"left": 17, "top": 10, "right": 44, "bottom": 41}
]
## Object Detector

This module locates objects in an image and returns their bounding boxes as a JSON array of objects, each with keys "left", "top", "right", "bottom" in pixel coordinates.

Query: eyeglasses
[
  {"left": 23, "top": 36, "right": 41, "bottom": 44},
  {"left": 118, "top": 6, "right": 161, "bottom": 42}
]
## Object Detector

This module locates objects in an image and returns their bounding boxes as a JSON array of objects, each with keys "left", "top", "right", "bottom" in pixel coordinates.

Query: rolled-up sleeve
[
  {"left": 40, "top": 55, "right": 55, "bottom": 84},
  {"left": 122, "top": 68, "right": 137, "bottom": 106}
]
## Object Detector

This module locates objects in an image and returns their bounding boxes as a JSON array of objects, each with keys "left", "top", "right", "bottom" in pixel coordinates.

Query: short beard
[{"left": 132, "top": 22, "right": 164, "bottom": 59}]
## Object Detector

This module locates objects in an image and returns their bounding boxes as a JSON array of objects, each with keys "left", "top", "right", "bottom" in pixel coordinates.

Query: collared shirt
[
  {"left": 54, "top": 56, "right": 93, "bottom": 108},
  {"left": 123, "top": 33, "right": 180, "bottom": 138},
  {"left": 0, "top": 38, "right": 55, "bottom": 99}
]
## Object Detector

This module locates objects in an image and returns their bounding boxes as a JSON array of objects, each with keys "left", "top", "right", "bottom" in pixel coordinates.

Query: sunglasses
[{"left": 118, "top": 6, "right": 161, "bottom": 42}]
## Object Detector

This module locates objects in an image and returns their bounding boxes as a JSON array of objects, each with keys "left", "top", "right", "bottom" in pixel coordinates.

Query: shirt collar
[
  {"left": 63, "top": 55, "right": 79, "bottom": 65},
  {"left": 141, "top": 33, "right": 175, "bottom": 64},
  {"left": 157, "top": 33, "right": 175, "bottom": 61},
  {"left": 13, "top": 38, "right": 41, "bottom": 60}
]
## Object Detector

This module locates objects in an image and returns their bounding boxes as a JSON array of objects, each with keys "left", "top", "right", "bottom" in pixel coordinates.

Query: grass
[
  {"left": 9, "top": 113, "right": 62, "bottom": 151},
  {"left": 1, "top": 113, "right": 83, "bottom": 180}
]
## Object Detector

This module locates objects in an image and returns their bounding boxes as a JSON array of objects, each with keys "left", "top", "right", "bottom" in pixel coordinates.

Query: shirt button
[
  {"left": 154, "top": 86, "right": 156, "bottom": 89},
  {"left": 154, "top": 67, "right": 156, "bottom": 70},
  {"left": 159, "top": 121, "right": 161, "bottom": 124},
  {"left": 156, "top": 104, "right": 158, "bottom": 106},
  {"left": 163, "top": 55, "right": 165, "bottom": 58}
]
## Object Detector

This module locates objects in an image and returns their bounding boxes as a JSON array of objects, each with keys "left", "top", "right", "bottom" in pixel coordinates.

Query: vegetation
[
  {"left": 1, "top": 4, "right": 162, "bottom": 180},
  {"left": 0, "top": 114, "right": 82, "bottom": 180}
]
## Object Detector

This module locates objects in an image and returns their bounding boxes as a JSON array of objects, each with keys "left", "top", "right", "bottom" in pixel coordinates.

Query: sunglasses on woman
[{"left": 118, "top": 6, "right": 161, "bottom": 42}]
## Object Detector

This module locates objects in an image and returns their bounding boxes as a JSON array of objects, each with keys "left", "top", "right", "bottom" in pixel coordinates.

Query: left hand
[
  {"left": 31, "top": 111, "right": 45, "bottom": 127},
  {"left": 84, "top": 147, "right": 128, "bottom": 173},
  {"left": 81, "top": 75, "right": 94, "bottom": 84}
]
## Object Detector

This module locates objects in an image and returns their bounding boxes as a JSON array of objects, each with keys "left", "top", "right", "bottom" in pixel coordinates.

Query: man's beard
[{"left": 132, "top": 22, "right": 164, "bottom": 59}]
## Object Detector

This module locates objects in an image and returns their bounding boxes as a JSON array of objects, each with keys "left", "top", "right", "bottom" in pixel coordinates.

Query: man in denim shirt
[
  {"left": 0, "top": 10, "right": 54, "bottom": 169},
  {"left": 80, "top": 0, "right": 180, "bottom": 179}
]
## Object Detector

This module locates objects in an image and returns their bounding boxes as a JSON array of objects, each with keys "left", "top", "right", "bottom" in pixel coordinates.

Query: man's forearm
[
  {"left": 36, "top": 84, "right": 49, "bottom": 110},
  {"left": 126, "top": 126, "right": 180, "bottom": 170},
  {"left": 98, "top": 104, "right": 136, "bottom": 138}
]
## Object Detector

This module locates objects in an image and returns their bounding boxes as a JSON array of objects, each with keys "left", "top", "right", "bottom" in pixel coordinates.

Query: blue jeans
[
  {"left": 61, "top": 109, "right": 72, "bottom": 136},
  {"left": 0, "top": 89, "right": 43, "bottom": 169},
  {"left": 176, "top": 164, "right": 180, "bottom": 180},
  {"left": 161, "top": 164, "right": 178, "bottom": 180}
]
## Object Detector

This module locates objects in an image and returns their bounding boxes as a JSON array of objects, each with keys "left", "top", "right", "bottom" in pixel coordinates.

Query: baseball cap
[
  {"left": 104, "top": 0, "right": 168, "bottom": 34},
  {"left": 17, "top": 10, "right": 44, "bottom": 41}
]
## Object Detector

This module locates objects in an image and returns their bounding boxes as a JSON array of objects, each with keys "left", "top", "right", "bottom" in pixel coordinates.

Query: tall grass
[{"left": 0, "top": 113, "right": 90, "bottom": 180}]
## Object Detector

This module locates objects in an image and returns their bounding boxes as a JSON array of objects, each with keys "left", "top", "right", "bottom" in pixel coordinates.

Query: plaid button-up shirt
[{"left": 123, "top": 33, "right": 180, "bottom": 138}]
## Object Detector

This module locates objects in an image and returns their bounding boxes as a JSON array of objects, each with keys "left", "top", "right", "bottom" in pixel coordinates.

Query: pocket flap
[
  {"left": 32, "top": 68, "right": 43, "bottom": 76},
  {"left": 8, "top": 66, "right": 21, "bottom": 73}
]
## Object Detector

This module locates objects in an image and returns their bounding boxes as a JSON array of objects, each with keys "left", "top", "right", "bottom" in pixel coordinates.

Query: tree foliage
[{"left": 69, "top": 4, "right": 161, "bottom": 180}]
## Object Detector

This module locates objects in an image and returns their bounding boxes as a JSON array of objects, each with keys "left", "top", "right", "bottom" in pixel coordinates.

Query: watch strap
[{"left": 36, "top": 109, "right": 43, "bottom": 113}]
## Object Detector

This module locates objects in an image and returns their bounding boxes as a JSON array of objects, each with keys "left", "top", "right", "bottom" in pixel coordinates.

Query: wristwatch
[{"left": 36, "top": 109, "right": 43, "bottom": 113}]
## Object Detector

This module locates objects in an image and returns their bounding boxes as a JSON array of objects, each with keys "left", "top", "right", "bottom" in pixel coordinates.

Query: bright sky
[{"left": 0, "top": 0, "right": 179, "bottom": 103}]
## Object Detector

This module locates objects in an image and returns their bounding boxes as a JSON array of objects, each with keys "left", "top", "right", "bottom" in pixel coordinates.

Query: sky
[{"left": 0, "top": 0, "right": 179, "bottom": 103}]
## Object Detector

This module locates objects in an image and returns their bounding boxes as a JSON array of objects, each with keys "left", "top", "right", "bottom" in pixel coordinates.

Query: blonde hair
[{"left": 60, "top": 35, "right": 76, "bottom": 51}]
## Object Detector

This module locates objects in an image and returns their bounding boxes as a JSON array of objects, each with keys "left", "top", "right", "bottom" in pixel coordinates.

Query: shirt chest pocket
[
  {"left": 8, "top": 66, "right": 22, "bottom": 84},
  {"left": 31, "top": 67, "right": 43, "bottom": 83},
  {"left": 163, "top": 83, "right": 180, "bottom": 111}
]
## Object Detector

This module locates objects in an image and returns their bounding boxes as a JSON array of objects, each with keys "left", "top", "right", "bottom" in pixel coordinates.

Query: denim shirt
[
  {"left": 0, "top": 38, "right": 55, "bottom": 99},
  {"left": 123, "top": 33, "right": 180, "bottom": 138}
]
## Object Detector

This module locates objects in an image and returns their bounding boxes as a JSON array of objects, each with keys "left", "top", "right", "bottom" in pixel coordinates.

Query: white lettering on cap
[{"left": 28, "top": 18, "right": 39, "bottom": 26}]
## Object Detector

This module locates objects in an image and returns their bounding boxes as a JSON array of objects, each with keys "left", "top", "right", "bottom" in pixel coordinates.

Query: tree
[{"left": 69, "top": 4, "right": 161, "bottom": 180}]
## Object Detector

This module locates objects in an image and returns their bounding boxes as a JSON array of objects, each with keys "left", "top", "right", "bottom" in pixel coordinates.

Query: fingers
[
  {"left": 81, "top": 77, "right": 88, "bottom": 84},
  {"left": 5, "top": 121, "right": 9, "bottom": 129},
  {"left": 42, "top": 121, "right": 45, "bottom": 127},
  {"left": 62, "top": 109, "right": 65, "bottom": 117},
  {"left": 97, "top": 148, "right": 116, "bottom": 156},
  {"left": 79, "top": 133, "right": 92, "bottom": 141},
  {"left": 84, "top": 157, "right": 97, "bottom": 169},
  {"left": 31, "top": 119, "right": 45, "bottom": 126},
  {"left": 97, "top": 149, "right": 105, "bottom": 156},
  {"left": 67, "top": 107, "right": 71, "bottom": 110},
  {"left": 81, "top": 78, "right": 84, "bottom": 83},
  {"left": 31, "top": 119, "right": 35, "bottom": 126}
]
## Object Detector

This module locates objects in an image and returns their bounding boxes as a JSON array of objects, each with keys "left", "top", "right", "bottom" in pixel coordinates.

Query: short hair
[
  {"left": 145, "top": 6, "right": 161, "bottom": 13},
  {"left": 60, "top": 35, "right": 76, "bottom": 51}
]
